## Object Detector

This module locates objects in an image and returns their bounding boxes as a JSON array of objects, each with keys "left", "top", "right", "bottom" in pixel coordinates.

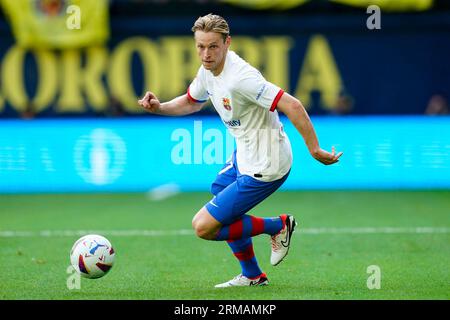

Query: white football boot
[
  {"left": 270, "top": 214, "right": 297, "bottom": 266},
  {"left": 214, "top": 273, "right": 269, "bottom": 288}
]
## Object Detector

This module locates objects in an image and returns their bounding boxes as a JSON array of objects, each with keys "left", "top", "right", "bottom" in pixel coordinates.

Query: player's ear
[{"left": 225, "top": 35, "right": 231, "bottom": 48}]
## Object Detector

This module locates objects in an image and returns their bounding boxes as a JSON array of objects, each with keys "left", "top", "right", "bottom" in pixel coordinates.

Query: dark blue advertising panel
[{"left": 0, "top": 12, "right": 449, "bottom": 117}]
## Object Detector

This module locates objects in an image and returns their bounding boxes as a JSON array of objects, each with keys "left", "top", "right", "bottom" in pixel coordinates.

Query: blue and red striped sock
[
  {"left": 215, "top": 214, "right": 285, "bottom": 241},
  {"left": 227, "top": 238, "right": 262, "bottom": 279}
]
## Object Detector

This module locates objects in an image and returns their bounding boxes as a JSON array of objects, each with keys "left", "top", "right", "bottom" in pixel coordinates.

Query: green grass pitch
[{"left": 0, "top": 191, "right": 449, "bottom": 300}]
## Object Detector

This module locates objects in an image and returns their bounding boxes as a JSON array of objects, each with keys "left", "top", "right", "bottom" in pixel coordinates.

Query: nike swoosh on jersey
[{"left": 209, "top": 199, "right": 219, "bottom": 208}]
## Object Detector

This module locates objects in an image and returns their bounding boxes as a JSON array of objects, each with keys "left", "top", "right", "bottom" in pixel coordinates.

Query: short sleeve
[
  {"left": 237, "top": 71, "right": 284, "bottom": 112},
  {"left": 187, "top": 68, "right": 209, "bottom": 103}
]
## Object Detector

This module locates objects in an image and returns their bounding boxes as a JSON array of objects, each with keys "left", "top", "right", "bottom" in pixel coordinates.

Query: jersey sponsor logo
[
  {"left": 256, "top": 84, "right": 267, "bottom": 101},
  {"left": 222, "top": 97, "right": 232, "bottom": 111},
  {"left": 223, "top": 119, "right": 241, "bottom": 127}
]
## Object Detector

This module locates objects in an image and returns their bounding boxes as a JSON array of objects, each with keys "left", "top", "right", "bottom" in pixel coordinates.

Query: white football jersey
[{"left": 187, "top": 50, "right": 292, "bottom": 182}]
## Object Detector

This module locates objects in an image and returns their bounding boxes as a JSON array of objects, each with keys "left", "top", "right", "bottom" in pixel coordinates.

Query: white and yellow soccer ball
[{"left": 70, "top": 234, "right": 115, "bottom": 279}]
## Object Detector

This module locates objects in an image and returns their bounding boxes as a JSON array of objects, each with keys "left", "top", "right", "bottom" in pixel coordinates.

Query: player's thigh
[
  {"left": 210, "top": 161, "right": 237, "bottom": 195},
  {"left": 207, "top": 173, "right": 289, "bottom": 225},
  {"left": 192, "top": 160, "right": 237, "bottom": 235}
]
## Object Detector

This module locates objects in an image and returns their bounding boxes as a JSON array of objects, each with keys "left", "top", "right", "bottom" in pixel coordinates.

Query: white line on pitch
[
  {"left": 0, "top": 227, "right": 449, "bottom": 238},
  {"left": 146, "top": 183, "right": 180, "bottom": 201}
]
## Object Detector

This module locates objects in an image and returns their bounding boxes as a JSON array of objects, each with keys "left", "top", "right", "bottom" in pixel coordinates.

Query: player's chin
[{"left": 202, "top": 62, "right": 214, "bottom": 69}]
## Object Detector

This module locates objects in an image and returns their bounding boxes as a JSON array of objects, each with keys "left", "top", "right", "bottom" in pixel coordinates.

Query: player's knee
[
  {"left": 194, "top": 225, "right": 214, "bottom": 240},
  {"left": 192, "top": 219, "right": 216, "bottom": 240},
  {"left": 196, "top": 228, "right": 214, "bottom": 240}
]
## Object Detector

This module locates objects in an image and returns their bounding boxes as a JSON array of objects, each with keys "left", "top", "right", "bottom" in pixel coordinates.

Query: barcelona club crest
[{"left": 222, "top": 98, "right": 232, "bottom": 111}]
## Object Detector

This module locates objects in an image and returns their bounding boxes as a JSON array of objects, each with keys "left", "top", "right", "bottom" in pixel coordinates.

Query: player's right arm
[
  {"left": 138, "top": 91, "right": 206, "bottom": 116},
  {"left": 276, "top": 92, "right": 343, "bottom": 165}
]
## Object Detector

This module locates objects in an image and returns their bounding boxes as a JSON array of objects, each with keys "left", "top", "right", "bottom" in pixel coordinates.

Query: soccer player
[{"left": 138, "top": 14, "right": 343, "bottom": 287}]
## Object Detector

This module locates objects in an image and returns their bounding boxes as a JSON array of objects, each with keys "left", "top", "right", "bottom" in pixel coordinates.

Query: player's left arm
[{"left": 276, "top": 92, "right": 343, "bottom": 165}]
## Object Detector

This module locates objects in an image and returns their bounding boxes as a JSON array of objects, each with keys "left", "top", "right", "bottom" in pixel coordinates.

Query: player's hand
[
  {"left": 138, "top": 91, "right": 161, "bottom": 113},
  {"left": 311, "top": 146, "right": 343, "bottom": 165}
]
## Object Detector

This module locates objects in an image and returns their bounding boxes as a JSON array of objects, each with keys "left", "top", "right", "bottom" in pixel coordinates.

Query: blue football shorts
[{"left": 204, "top": 151, "right": 290, "bottom": 225}]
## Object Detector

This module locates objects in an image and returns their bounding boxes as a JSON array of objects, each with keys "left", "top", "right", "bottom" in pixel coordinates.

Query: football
[{"left": 70, "top": 234, "right": 115, "bottom": 279}]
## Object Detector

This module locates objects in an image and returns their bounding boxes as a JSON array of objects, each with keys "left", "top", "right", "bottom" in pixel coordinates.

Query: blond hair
[{"left": 191, "top": 14, "right": 230, "bottom": 42}]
